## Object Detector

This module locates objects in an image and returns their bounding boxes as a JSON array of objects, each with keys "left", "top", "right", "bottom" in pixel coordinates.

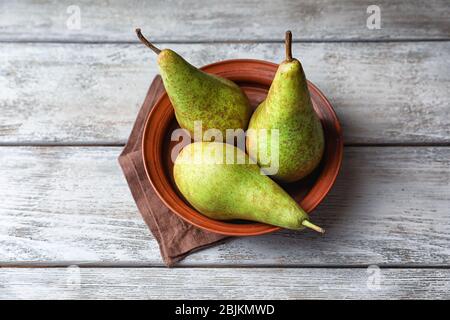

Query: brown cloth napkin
[{"left": 118, "top": 76, "right": 227, "bottom": 266}]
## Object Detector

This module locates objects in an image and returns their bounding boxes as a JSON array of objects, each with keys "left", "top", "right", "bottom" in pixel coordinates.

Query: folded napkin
[{"left": 118, "top": 76, "right": 227, "bottom": 266}]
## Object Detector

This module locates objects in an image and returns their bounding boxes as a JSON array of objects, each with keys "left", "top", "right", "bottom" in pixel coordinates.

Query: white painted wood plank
[
  {"left": 1, "top": 42, "right": 449, "bottom": 144},
  {"left": 1, "top": 0, "right": 448, "bottom": 41},
  {"left": 1, "top": 268, "right": 449, "bottom": 299},
  {"left": 0, "top": 146, "right": 449, "bottom": 266}
]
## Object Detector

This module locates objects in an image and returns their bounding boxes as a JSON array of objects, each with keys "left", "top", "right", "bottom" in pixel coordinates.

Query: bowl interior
[{"left": 142, "top": 59, "right": 343, "bottom": 236}]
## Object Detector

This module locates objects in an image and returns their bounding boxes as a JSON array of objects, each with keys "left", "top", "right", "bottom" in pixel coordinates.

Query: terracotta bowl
[{"left": 142, "top": 59, "right": 343, "bottom": 236}]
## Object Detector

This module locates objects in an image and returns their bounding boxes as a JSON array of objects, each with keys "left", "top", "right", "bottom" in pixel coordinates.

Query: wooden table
[{"left": 1, "top": 0, "right": 449, "bottom": 299}]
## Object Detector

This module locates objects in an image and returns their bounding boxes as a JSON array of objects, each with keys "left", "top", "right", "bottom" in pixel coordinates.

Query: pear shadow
[{"left": 230, "top": 147, "right": 367, "bottom": 262}]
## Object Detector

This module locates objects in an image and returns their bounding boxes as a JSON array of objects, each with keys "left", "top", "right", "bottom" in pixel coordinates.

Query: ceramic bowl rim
[{"left": 141, "top": 59, "right": 343, "bottom": 236}]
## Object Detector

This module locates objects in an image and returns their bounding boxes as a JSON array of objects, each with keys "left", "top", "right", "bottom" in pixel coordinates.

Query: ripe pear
[
  {"left": 174, "top": 141, "right": 324, "bottom": 233},
  {"left": 136, "top": 29, "right": 252, "bottom": 138},
  {"left": 247, "top": 31, "right": 324, "bottom": 182}
]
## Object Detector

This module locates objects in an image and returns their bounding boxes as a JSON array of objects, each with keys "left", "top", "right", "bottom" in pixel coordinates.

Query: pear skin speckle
[
  {"left": 158, "top": 49, "right": 252, "bottom": 139},
  {"left": 247, "top": 58, "right": 325, "bottom": 183},
  {"left": 174, "top": 142, "right": 312, "bottom": 230}
]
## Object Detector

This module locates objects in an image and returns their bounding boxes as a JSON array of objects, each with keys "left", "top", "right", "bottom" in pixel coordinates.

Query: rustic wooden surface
[
  {"left": 1, "top": 42, "right": 449, "bottom": 145},
  {"left": 0, "top": 0, "right": 449, "bottom": 299},
  {"left": 1, "top": 147, "right": 449, "bottom": 266},
  {"left": 1, "top": 268, "right": 449, "bottom": 300},
  {"left": 1, "top": 0, "right": 449, "bottom": 41}
]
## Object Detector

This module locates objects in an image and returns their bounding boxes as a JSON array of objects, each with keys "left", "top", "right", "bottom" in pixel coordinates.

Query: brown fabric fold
[{"left": 118, "top": 76, "right": 227, "bottom": 266}]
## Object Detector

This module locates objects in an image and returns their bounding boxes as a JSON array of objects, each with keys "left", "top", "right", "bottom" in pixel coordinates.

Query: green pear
[
  {"left": 247, "top": 31, "right": 324, "bottom": 182},
  {"left": 174, "top": 141, "right": 324, "bottom": 233},
  {"left": 136, "top": 29, "right": 252, "bottom": 138}
]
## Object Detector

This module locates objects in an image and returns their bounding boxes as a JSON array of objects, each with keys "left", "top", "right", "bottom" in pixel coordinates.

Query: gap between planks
[
  {"left": 2, "top": 264, "right": 450, "bottom": 269},
  {"left": 0, "top": 39, "right": 450, "bottom": 45},
  {"left": 1, "top": 143, "right": 450, "bottom": 147}
]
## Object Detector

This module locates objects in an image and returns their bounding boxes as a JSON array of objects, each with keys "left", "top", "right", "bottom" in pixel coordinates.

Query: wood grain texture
[
  {"left": 1, "top": 42, "right": 449, "bottom": 144},
  {"left": 1, "top": 146, "right": 449, "bottom": 266},
  {"left": 0, "top": 0, "right": 449, "bottom": 41},
  {"left": 1, "top": 268, "right": 449, "bottom": 299}
]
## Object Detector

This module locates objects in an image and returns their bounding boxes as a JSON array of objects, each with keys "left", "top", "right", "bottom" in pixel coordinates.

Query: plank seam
[
  {"left": 1, "top": 264, "right": 450, "bottom": 269},
  {"left": 1, "top": 143, "right": 449, "bottom": 147},
  {"left": 0, "top": 39, "right": 449, "bottom": 45}
]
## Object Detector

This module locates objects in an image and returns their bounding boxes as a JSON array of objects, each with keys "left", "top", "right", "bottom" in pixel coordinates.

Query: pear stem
[
  {"left": 302, "top": 220, "right": 325, "bottom": 234},
  {"left": 285, "top": 30, "right": 293, "bottom": 62},
  {"left": 135, "top": 28, "right": 161, "bottom": 55}
]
